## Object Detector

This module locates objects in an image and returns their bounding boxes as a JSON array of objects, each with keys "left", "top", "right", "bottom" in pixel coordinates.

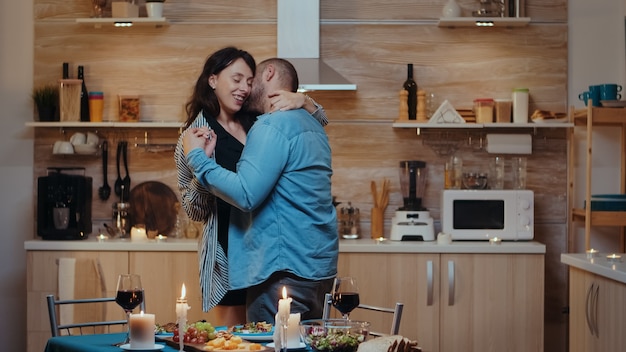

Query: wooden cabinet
[
  {"left": 569, "top": 267, "right": 626, "bottom": 351},
  {"left": 569, "top": 105, "right": 626, "bottom": 251},
  {"left": 337, "top": 252, "right": 544, "bottom": 352},
  {"left": 26, "top": 250, "right": 204, "bottom": 352},
  {"left": 131, "top": 251, "right": 206, "bottom": 324},
  {"left": 26, "top": 251, "right": 128, "bottom": 352}
]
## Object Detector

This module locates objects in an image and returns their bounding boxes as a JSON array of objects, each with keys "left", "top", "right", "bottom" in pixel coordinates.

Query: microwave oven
[{"left": 441, "top": 189, "right": 534, "bottom": 241}]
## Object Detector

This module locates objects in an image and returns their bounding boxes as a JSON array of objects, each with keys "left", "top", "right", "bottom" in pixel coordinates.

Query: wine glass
[
  {"left": 114, "top": 274, "right": 143, "bottom": 346},
  {"left": 331, "top": 277, "right": 360, "bottom": 320}
]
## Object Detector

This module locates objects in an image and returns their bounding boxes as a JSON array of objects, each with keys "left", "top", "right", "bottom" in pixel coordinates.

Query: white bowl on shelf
[{"left": 73, "top": 143, "right": 98, "bottom": 155}]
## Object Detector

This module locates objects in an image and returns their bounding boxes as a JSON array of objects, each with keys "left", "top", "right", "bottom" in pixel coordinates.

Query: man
[{"left": 182, "top": 58, "right": 338, "bottom": 323}]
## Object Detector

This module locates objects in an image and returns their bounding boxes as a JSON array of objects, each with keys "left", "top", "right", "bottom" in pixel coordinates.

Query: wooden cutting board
[
  {"left": 129, "top": 181, "right": 178, "bottom": 236},
  {"left": 158, "top": 336, "right": 271, "bottom": 352}
]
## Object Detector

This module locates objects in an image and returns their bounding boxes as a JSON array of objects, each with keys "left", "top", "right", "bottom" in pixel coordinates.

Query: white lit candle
[
  {"left": 586, "top": 248, "right": 599, "bottom": 259},
  {"left": 129, "top": 311, "right": 155, "bottom": 349},
  {"left": 607, "top": 254, "right": 622, "bottom": 263},
  {"left": 277, "top": 286, "right": 291, "bottom": 326},
  {"left": 176, "top": 284, "right": 190, "bottom": 352},
  {"left": 277, "top": 286, "right": 292, "bottom": 352}
]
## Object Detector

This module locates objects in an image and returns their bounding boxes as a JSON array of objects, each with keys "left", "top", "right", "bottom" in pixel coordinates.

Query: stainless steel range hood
[{"left": 277, "top": 0, "right": 357, "bottom": 92}]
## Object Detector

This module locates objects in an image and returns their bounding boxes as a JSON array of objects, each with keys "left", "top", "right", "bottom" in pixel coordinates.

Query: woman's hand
[
  {"left": 268, "top": 90, "right": 306, "bottom": 112},
  {"left": 183, "top": 127, "right": 217, "bottom": 157}
]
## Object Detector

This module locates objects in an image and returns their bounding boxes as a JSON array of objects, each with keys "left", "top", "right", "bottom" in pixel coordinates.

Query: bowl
[
  {"left": 462, "top": 172, "right": 488, "bottom": 189},
  {"left": 73, "top": 143, "right": 98, "bottom": 155},
  {"left": 299, "top": 319, "right": 370, "bottom": 352}
]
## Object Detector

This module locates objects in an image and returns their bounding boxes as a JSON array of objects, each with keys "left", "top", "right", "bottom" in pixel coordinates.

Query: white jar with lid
[{"left": 512, "top": 88, "right": 529, "bottom": 123}]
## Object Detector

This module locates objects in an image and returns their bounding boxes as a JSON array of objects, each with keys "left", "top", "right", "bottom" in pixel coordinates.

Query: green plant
[{"left": 32, "top": 84, "right": 59, "bottom": 107}]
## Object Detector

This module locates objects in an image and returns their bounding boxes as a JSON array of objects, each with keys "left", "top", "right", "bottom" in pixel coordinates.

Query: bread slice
[{"left": 357, "top": 335, "right": 421, "bottom": 352}]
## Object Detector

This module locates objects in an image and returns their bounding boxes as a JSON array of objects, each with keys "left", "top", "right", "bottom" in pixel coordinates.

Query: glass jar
[
  {"left": 340, "top": 202, "right": 360, "bottom": 239},
  {"left": 113, "top": 202, "right": 131, "bottom": 238},
  {"left": 473, "top": 0, "right": 501, "bottom": 17},
  {"left": 473, "top": 98, "right": 495, "bottom": 124}
]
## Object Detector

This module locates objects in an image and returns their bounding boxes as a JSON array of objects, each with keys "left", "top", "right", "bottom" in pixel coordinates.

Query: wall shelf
[
  {"left": 26, "top": 121, "right": 182, "bottom": 128},
  {"left": 392, "top": 121, "right": 573, "bottom": 129},
  {"left": 438, "top": 17, "right": 530, "bottom": 28},
  {"left": 75, "top": 17, "right": 169, "bottom": 28}
]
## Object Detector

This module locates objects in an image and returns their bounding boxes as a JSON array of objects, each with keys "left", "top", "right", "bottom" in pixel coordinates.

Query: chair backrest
[
  {"left": 322, "top": 293, "right": 403, "bottom": 336},
  {"left": 46, "top": 294, "right": 146, "bottom": 337}
]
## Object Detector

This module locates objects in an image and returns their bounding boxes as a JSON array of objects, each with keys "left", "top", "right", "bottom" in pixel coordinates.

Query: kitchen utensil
[
  {"left": 98, "top": 140, "right": 111, "bottom": 200},
  {"left": 122, "top": 141, "right": 131, "bottom": 200},
  {"left": 114, "top": 141, "right": 123, "bottom": 197},
  {"left": 390, "top": 160, "right": 434, "bottom": 241}
]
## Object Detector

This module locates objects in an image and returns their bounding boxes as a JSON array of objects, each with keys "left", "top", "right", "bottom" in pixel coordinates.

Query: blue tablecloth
[{"left": 44, "top": 333, "right": 173, "bottom": 352}]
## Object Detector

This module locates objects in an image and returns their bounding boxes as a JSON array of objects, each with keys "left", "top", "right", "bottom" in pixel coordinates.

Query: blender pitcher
[{"left": 398, "top": 160, "right": 427, "bottom": 211}]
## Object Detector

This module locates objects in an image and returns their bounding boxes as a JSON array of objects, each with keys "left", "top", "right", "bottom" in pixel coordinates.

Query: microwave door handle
[
  {"left": 426, "top": 260, "right": 433, "bottom": 306},
  {"left": 448, "top": 260, "right": 455, "bottom": 306}
]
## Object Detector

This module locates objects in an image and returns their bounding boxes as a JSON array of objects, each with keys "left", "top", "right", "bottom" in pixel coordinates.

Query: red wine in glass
[
  {"left": 114, "top": 274, "right": 143, "bottom": 346},
  {"left": 331, "top": 277, "right": 360, "bottom": 319},
  {"left": 115, "top": 289, "right": 143, "bottom": 311},
  {"left": 332, "top": 292, "right": 360, "bottom": 316}
]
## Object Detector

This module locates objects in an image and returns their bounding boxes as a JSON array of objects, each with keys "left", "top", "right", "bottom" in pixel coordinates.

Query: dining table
[
  {"left": 44, "top": 333, "right": 173, "bottom": 352},
  {"left": 44, "top": 332, "right": 282, "bottom": 352}
]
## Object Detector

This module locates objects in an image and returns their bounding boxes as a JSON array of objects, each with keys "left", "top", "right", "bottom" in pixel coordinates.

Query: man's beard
[{"left": 245, "top": 83, "right": 265, "bottom": 114}]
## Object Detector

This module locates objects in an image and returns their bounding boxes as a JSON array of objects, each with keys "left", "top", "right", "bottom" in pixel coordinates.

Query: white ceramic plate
[
  {"left": 600, "top": 100, "right": 626, "bottom": 108},
  {"left": 266, "top": 342, "right": 307, "bottom": 350},
  {"left": 119, "top": 343, "right": 165, "bottom": 351},
  {"left": 231, "top": 331, "right": 274, "bottom": 342}
]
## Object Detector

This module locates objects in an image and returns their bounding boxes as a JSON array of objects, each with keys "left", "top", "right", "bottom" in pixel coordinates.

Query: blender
[{"left": 390, "top": 160, "right": 435, "bottom": 241}]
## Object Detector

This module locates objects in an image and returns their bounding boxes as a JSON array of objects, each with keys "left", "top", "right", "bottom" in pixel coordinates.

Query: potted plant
[
  {"left": 32, "top": 84, "right": 59, "bottom": 122},
  {"left": 145, "top": 0, "right": 165, "bottom": 18}
]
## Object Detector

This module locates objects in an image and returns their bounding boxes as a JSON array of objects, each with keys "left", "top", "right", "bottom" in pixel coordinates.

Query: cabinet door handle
[
  {"left": 448, "top": 260, "right": 455, "bottom": 306},
  {"left": 585, "top": 282, "right": 593, "bottom": 335},
  {"left": 592, "top": 283, "right": 600, "bottom": 337},
  {"left": 426, "top": 260, "right": 433, "bottom": 306}
]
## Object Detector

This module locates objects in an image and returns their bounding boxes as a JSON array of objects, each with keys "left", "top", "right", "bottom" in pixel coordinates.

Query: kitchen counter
[
  {"left": 24, "top": 237, "right": 545, "bottom": 254},
  {"left": 561, "top": 252, "right": 626, "bottom": 284}
]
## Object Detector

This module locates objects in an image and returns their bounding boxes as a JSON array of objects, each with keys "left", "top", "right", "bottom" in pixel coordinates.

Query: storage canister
[
  {"left": 512, "top": 88, "right": 529, "bottom": 123},
  {"left": 494, "top": 99, "right": 512, "bottom": 123},
  {"left": 473, "top": 98, "right": 494, "bottom": 124}
]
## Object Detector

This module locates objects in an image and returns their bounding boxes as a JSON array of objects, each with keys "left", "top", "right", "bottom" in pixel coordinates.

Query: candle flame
[
  {"left": 181, "top": 283, "right": 186, "bottom": 299},
  {"left": 282, "top": 286, "right": 287, "bottom": 299}
]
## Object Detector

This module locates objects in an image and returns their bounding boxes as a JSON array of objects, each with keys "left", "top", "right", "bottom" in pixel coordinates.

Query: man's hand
[
  {"left": 182, "top": 127, "right": 217, "bottom": 157},
  {"left": 268, "top": 90, "right": 305, "bottom": 112}
]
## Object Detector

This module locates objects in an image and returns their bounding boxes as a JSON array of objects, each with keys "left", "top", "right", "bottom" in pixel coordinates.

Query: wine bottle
[
  {"left": 62, "top": 62, "right": 69, "bottom": 79},
  {"left": 77, "top": 66, "right": 90, "bottom": 122},
  {"left": 403, "top": 64, "right": 417, "bottom": 120}
]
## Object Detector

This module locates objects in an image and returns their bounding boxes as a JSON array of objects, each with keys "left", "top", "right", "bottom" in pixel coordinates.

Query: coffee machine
[
  {"left": 37, "top": 167, "right": 92, "bottom": 240},
  {"left": 390, "top": 160, "right": 435, "bottom": 241}
]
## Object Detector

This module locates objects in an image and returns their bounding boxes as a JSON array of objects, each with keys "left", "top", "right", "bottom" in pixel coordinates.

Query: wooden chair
[
  {"left": 322, "top": 293, "right": 404, "bottom": 336},
  {"left": 46, "top": 294, "right": 146, "bottom": 336}
]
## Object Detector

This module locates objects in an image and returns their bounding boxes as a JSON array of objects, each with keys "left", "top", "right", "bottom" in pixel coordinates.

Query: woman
[{"left": 174, "top": 47, "right": 328, "bottom": 326}]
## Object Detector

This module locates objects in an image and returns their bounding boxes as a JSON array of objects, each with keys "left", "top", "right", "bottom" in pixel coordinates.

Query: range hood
[{"left": 277, "top": 0, "right": 357, "bottom": 92}]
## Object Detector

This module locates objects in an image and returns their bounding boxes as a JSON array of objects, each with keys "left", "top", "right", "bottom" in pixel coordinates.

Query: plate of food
[{"left": 230, "top": 322, "right": 274, "bottom": 342}]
